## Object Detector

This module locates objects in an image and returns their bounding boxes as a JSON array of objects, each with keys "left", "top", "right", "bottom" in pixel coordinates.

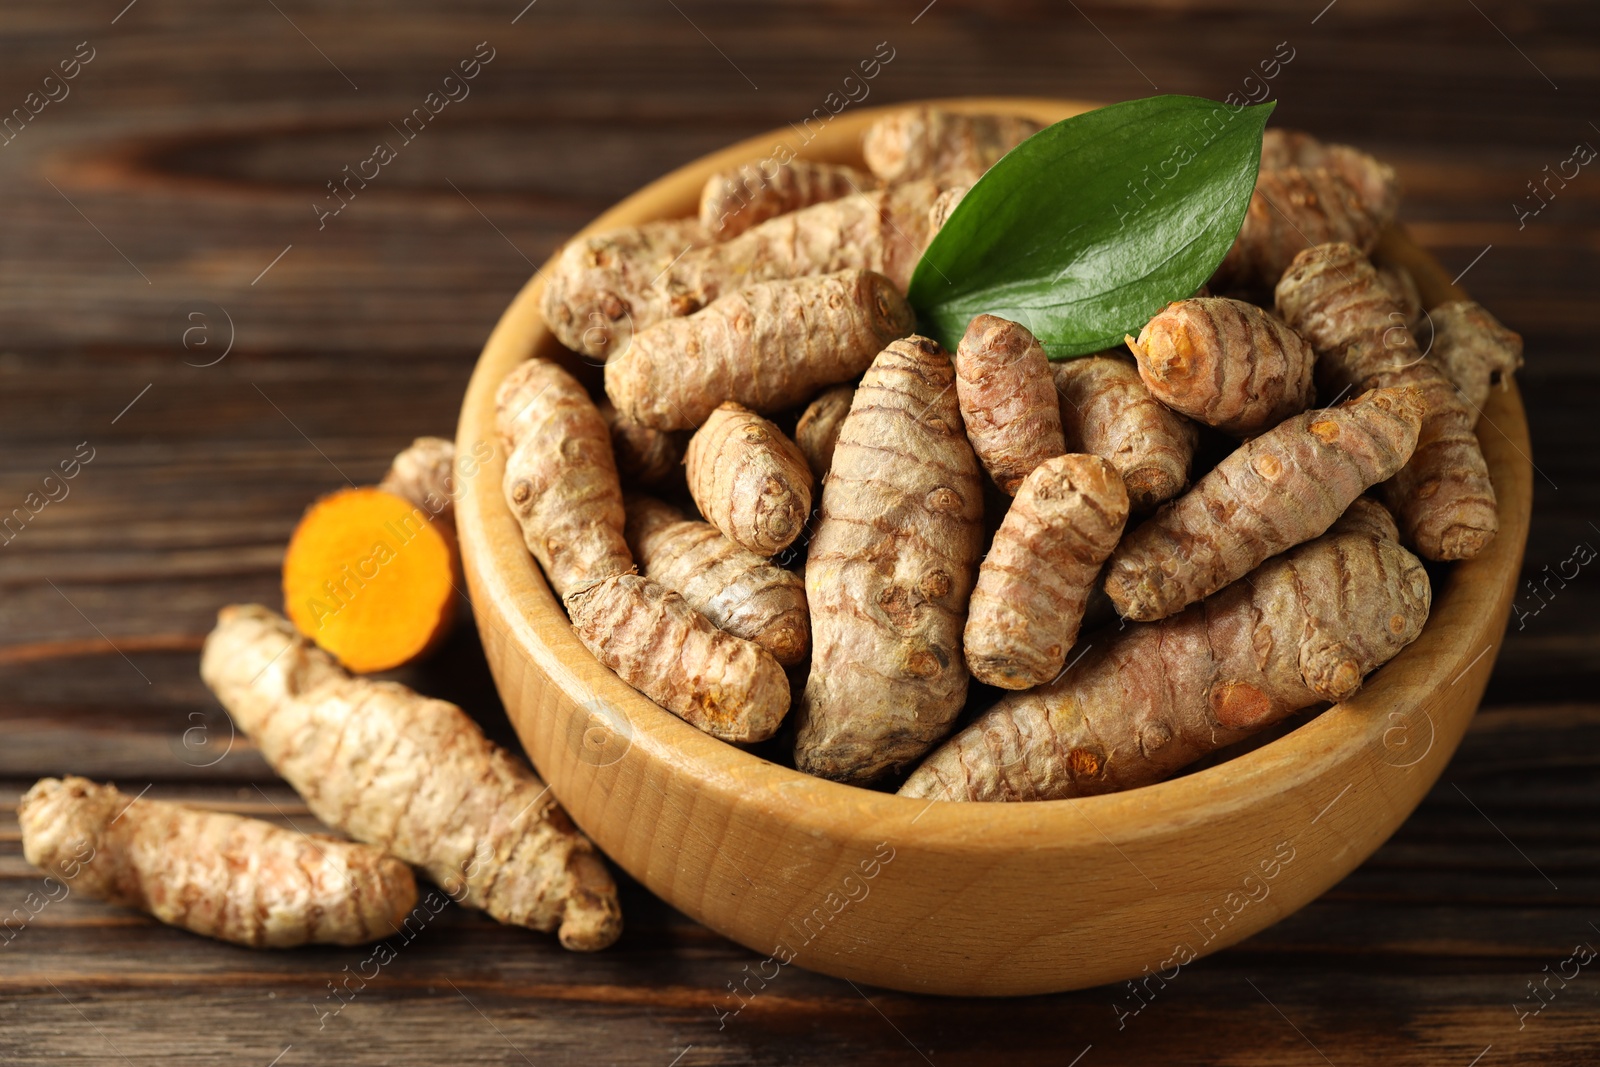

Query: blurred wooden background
[{"left": 1, "top": 1, "right": 1597, "bottom": 1063}]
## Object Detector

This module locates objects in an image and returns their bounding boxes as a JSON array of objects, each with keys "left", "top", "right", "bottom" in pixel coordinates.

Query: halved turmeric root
[{"left": 282, "top": 486, "right": 458, "bottom": 674}]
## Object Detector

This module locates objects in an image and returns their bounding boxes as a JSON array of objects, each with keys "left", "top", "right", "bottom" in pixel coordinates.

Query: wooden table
[{"left": 2, "top": 1, "right": 1595, "bottom": 1063}]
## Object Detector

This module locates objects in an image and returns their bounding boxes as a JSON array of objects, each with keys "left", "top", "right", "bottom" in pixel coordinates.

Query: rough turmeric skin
[
  {"left": 700, "top": 159, "right": 877, "bottom": 238},
  {"left": 1428, "top": 300, "right": 1524, "bottom": 421},
  {"left": 544, "top": 180, "right": 932, "bottom": 359},
  {"left": 1215, "top": 166, "right": 1380, "bottom": 287},
  {"left": 1329, "top": 495, "right": 1400, "bottom": 543},
  {"left": 863, "top": 106, "right": 1042, "bottom": 187},
  {"left": 495, "top": 358, "right": 633, "bottom": 600},
  {"left": 1105, "top": 386, "right": 1424, "bottom": 622},
  {"left": 1377, "top": 264, "right": 1424, "bottom": 335},
  {"left": 282, "top": 487, "right": 458, "bottom": 674},
  {"left": 651, "top": 180, "right": 939, "bottom": 331},
  {"left": 926, "top": 184, "right": 969, "bottom": 239},
  {"left": 19, "top": 776, "right": 417, "bottom": 948},
  {"left": 794, "top": 336, "right": 985, "bottom": 785},
  {"left": 794, "top": 383, "right": 855, "bottom": 481},
  {"left": 540, "top": 218, "right": 714, "bottom": 361},
  {"left": 380, "top": 436, "right": 457, "bottom": 526},
  {"left": 625, "top": 495, "right": 809, "bottom": 666},
  {"left": 964, "top": 454, "right": 1128, "bottom": 690},
  {"left": 956, "top": 315, "right": 1067, "bottom": 495},
  {"left": 606, "top": 269, "right": 915, "bottom": 431},
  {"left": 900, "top": 526, "right": 1430, "bottom": 802},
  {"left": 1052, "top": 354, "right": 1198, "bottom": 513},
  {"left": 496, "top": 360, "right": 786, "bottom": 737},
  {"left": 1275, "top": 242, "right": 1499, "bottom": 560},
  {"left": 600, "top": 400, "right": 684, "bottom": 488},
  {"left": 1261, "top": 128, "right": 1400, "bottom": 223},
  {"left": 201, "top": 605, "right": 622, "bottom": 950},
  {"left": 686, "top": 403, "right": 813, "bottom": 556},
  {"left": 567, "top": 575, "right": 790, "bottom": 743},
  {"left": 1126, "top": 298, "right": 1316, "bottom": 437}
]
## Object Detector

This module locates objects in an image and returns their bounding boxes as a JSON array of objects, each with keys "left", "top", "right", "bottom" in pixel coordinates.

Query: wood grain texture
[{"left": 0, "top": 0, "right": 1595, "bottom": 1059}]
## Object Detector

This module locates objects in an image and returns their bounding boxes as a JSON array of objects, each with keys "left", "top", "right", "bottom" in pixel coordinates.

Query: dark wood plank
[{"left": 3, "top": 703, "right": 1599, "bottom": 1064}]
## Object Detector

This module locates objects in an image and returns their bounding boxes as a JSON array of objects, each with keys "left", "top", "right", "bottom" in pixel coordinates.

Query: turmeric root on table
[
  {"left": 1275, "top": 242, "right": 1499, "bottom": 560},
  {"left": 1052, "top": 353, "right": 1197, "bottom": 513},
  {"left": 19, "top": 776, "right": 417, "bottom": 948},
  {"left": 794, "top": 383, "right": 855, "bottom": 481},
  {"left": 280, "top": 432, "right": 467, "bottom": 673},
  {"left": 380, "top": 436, "right": 457, "bottom": 527},
  {"left": 794, "top": 336, "right": 984, "bottom": 785},
  {"left": 863, "top": 106, "right": 1041, "bottom": 187},
  {"left": 625, "top": 495, "right": 809, "bottom": 666},
  {"left": 1215, "top": 166, "right": 1382, "bottom": 288},
  {"left": 686, "top": 403, "right": 813, "bottom": 556},
  {"left": 496, "top": 358, "right": 633, "bottom": 600},
  {"left": 1126, "top": 297, "right": 1316, "bottom": 436},
  {"left": 281, "top": 486, "right": 459, "bottom": 674},
  {"left": 700, "top": 159, "right": 877, "bottom": 238},
  {"left": 606, "top": 269, "right": 915, "bottom": 430},
  {"left": 202, "top": 605, "right": 622, "bottom": 950},
  {"left": 956, "top": 315, "right": 1067, "bottom": 495},
  {"left": 964, "top": 454, "right": 1128, "bottom": 690},
  {"left": 567, "top": 575, "right": 790, "bottom": 742},
  {"left": 540, "top": 218, "right": 715, "bottom": 362},
  {"left": 1427, "top": 300, "right": 1524, "bottom": 420},
  {"left": 900, "top": 524, "right": 1430, "bottom": 802},
  {"left": 1105, "top": 385, "right": 1424, "bottom": 622},
  {"left": 600, "top": 400, "right": 684, "bottom": 488}
]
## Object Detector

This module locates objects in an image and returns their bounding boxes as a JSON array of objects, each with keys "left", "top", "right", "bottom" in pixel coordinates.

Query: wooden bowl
[{"left": 455, "top": 98, "right": 1532, "bottom": 996}]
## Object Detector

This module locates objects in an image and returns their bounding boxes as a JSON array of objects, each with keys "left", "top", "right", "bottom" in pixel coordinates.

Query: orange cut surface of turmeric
[{"left": 282, "top": 486, "right": 457, "bottom": 673}]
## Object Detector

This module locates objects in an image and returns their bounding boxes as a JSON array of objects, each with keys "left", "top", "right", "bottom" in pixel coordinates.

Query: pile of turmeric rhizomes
[{"left": 515, "top": 105, "right": 1520, "bottom": 800}]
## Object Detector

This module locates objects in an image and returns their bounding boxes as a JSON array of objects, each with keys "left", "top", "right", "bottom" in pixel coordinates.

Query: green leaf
[{"left": 908, "top": 95, "right": 1275, "bottom": 359}]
